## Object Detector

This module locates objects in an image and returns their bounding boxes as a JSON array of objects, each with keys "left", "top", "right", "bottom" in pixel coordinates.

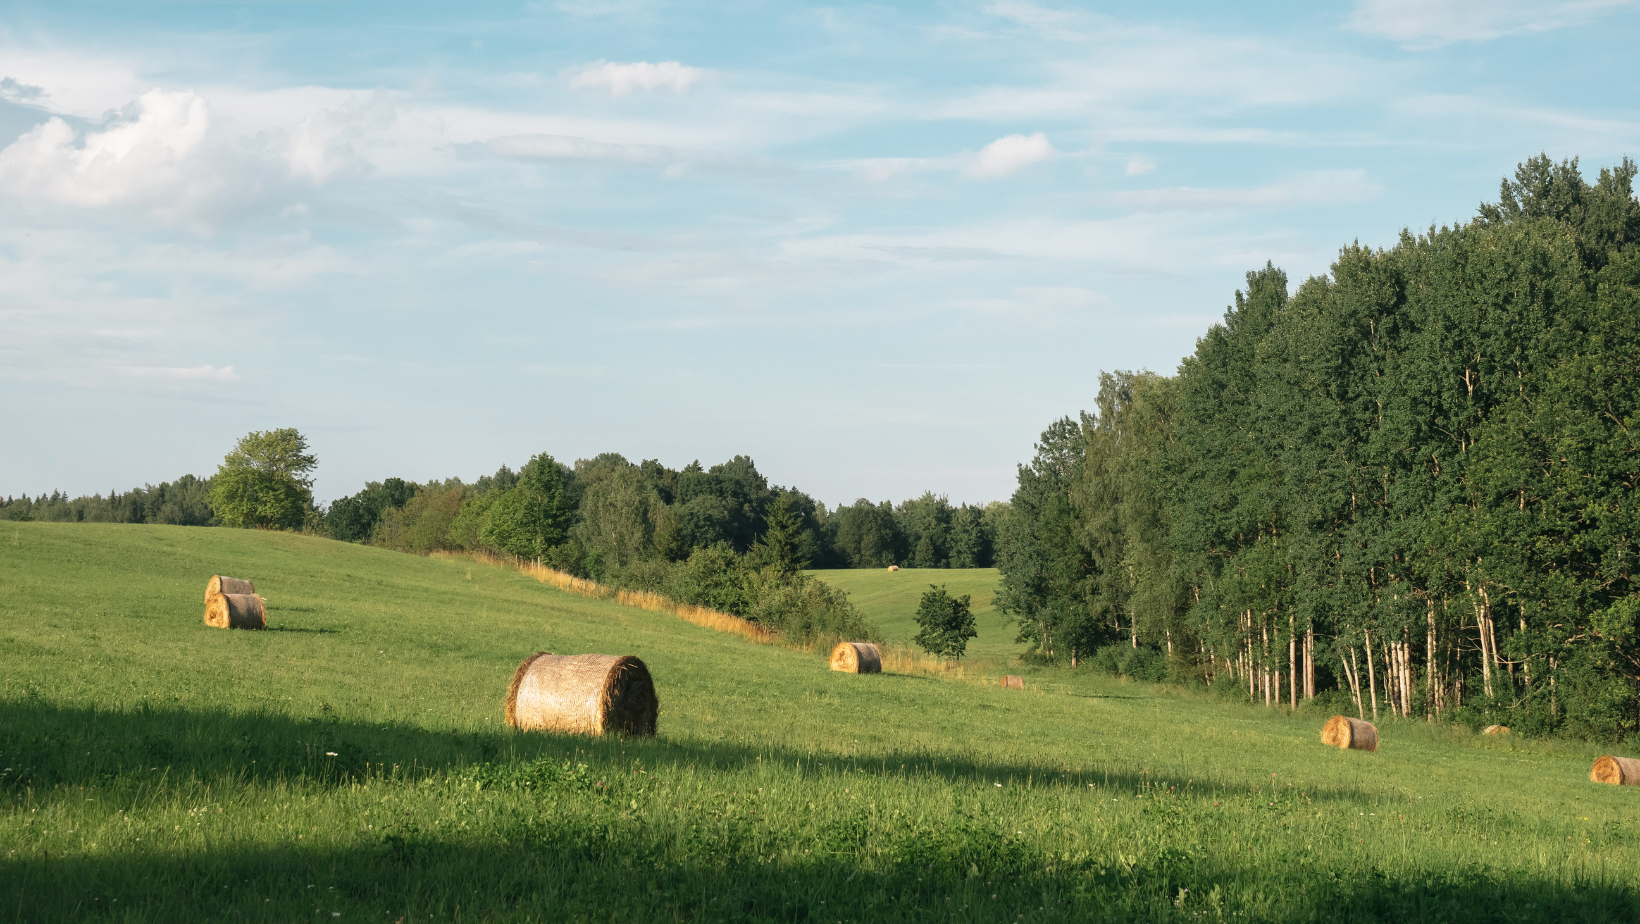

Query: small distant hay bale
[
  {"left": 887, "top": 565, "right": 899, "bottom": 572},
  {"left": 204, "top": 575, "right": 256, "bottom": 603},
  {"left": 1482, "top": 725, "right": 1510, "bottom": 736},
  {"left": 204, "top": 592, "right": 266, "bottom": 630},
  {"left": 1590, "top": 755, "right": 1640, "bottom": 786},
  {"left": 1001, "top": 675, "right": 1024, "bottom": 690},
  {"left": 505, "top": 652, "right": 657, "bottom": 737},
  {"left": 1321, "top": 716, "right": 1377, "bottom": 751},
  {"left": 829, "top": 642, "right": 882, "bottom": 673}
]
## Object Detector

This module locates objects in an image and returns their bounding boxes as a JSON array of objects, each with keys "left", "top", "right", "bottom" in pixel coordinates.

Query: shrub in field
[
  {"left": 374, "top": 485, "right": 469, "bottom": 554},
  {"left": 912, "top": 584, "right": 977, "bottom": 661},
  {"left": 1091, "top": 644, "right": 1169, "bottom": 682}
]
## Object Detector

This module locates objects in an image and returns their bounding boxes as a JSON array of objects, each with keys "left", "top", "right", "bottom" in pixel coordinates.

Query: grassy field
[
  {"left": 3, "top": 523, "right": 1638, "bottom": 922},
  {"left": 806, "top": 568, "right": 1016, "bottom": 664}
]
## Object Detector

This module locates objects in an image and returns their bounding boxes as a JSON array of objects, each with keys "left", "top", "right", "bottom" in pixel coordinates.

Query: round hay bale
[
  {"left": 887, "top": 565, "right": 899, "bottom": 572},
  {"left": 205, "top": 575, "right": 255, "bottom": 603},
  {"left": 1001, "top": 675, "right": 1024, "bottom": 690},
  {"left": 829, "top": 642, "right": 882, "bottom": 673},
  {"left": 1320, "top": 715, "right": 1377, "bottom": 751},
  {"left": 204, "top": 592, "right": 266, "bottom": 630},
  {"left": 505, "top": 653, "right": 657, "bottom": 737},
  {"left": 1590, "top": 755, "right": 1640, "bottom": 786},
  {"left": 1482, "top": 724, "right": 1510, "bottom": 736}
]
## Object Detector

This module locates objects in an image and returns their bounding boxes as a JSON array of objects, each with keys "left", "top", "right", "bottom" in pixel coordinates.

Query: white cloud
[
  {"left": 486, "top": 133, "right": 760, "bottom": 176},
  {"left": 1125, "top": 154, "right": 1156, "bottom": 175},
  {"left": 1346, "top": 0, "right": 1640, "bottom": 47},
  {"left": 1106, "top": 170, "right": 1381, "bottom": 211},
  {"left": 116, "top": 364, "right": 238, "bottom": 381},
  {"left": 0, "top": 89, "right": 213, "bottom": 209},
  {"left": 966, "top": 132, "right": 1055, "bottom": 178},
  {"left": 569, "top": 61, "right": 704, "bottom": 97},
  {"left": 984, "top": 1, "right": 1090, "bottom": 40}
]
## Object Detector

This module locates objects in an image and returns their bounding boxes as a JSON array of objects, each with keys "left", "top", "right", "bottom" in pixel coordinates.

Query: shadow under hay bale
[
  {"left": 204, "top": 592, "right": 266, "bottom": 630},
  {"left": 1591, "top": 755, "right": 1640, "bottom": 786},
  {"left": 505, "top": 652, "right": 658, "bottom": 737},
  {"left": 829, "top": 642, "right": 882, "bottom": 673},
  {"left": 1482, "top": 724, "right": 1510, "bottom": 736},
  {"left": 1001, "top": 675, "right": 1024, "bottom": 690},
  {"left": 204, "top": 575, "right": 255, "bottom": 603},
  {"left": 1321, "top": 715, "right": 1377, "bottom": 751}
]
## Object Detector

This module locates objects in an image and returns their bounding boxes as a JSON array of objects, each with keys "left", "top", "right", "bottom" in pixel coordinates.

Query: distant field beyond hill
[
  {"left": 2, "top": 524, "right": 1636, "bottom": 922},
  {"left": 807, "top": 567, "right": 1015, "bottom": 664}
]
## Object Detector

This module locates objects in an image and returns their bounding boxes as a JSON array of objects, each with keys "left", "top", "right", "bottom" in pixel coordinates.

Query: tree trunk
[
  {"left": 1289, "top": 613, "right": 1297, "bottom": 709},
  {"left": 1365, "top": 630, "right": 1379, "bottom": 721},
  {"left": 1345, "top": 648, "right": 1363, "bottom": 719}
]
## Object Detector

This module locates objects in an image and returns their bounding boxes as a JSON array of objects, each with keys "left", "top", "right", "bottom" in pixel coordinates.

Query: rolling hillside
[
  {"left": 2, "top": 523, "right": 1636, "bottom": 922},
  {"left": 807, "top": 567, "right": 1015, "bottom": 663}
]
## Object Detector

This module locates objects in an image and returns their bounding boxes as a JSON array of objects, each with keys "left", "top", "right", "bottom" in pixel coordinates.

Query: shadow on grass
[
  {"left": 262, "top": 625, "right": 340, "bottom": 634},
  {"left": 2, "top": 699, "right": 1370, "bottom": 805},
  {"left": 3, "top": 812, "right": 1634, "bottom": 924}
]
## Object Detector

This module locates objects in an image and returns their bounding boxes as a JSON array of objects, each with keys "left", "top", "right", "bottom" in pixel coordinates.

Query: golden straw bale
[
  {"left": 1482, "top": 725, "right": 1510, "bottom": 736},
  {"left": 887, "top": 565, "right": 899, "bottom": 572},
  {"left": 204, "top": 592, "right": 266, "bottom": 630},
  {"left": 1001, "top": 675, "right": 1024, "bottom": 690},
  {"left": 1320, "top": 715, "right": 1378, "bottom": 751},
  {"left": 829, "top": 642, "right": 882, "bottom": 673},
  {"left": 204, "top": 575, "right": 255, "bottom": 603},
  {"left": 505, "top": 652, "right": 657, "bottom": 737},
  {"left": 1590, "top": 755, "right": 1640, "bottom": 786}
]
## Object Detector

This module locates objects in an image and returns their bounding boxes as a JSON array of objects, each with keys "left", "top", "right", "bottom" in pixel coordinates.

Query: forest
[
  {"left": 995, "top": 155, "right": 1640, "bottom": 739},
  {"left": 5, "top": 155, "right": 1637, "bottom": 738}
]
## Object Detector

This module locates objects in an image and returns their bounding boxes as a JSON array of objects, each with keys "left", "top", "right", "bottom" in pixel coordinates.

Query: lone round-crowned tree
[
  {"left": 913, "top": 584, "right": 978, "bottom": 661},
  {"left": 207, "top": 428, "right": 318, "bottom": 529}
]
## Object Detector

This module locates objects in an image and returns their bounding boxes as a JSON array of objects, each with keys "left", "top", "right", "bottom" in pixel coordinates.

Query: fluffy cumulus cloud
[
  {"left": 0, "top": 89, "right": 214, "bottom": 209},
  {"left": 966, "top": 132, "right": 1055, "bottom": 178},
  {"left": 569, "top": 61, "right": 704, "bottom": 96},
  {"left": 1347, "top": 0, "right": 1640, "bottom": 46}
]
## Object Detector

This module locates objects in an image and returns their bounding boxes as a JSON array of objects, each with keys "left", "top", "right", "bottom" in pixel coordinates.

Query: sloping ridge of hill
[{"left": 1, "top": 523, "right": 1635, "bottom": 923}]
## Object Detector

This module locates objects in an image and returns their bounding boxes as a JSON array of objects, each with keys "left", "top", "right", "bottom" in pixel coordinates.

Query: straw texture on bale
[
  {"left": 204, "top": 592, "right": 266, "bottom": 630},
  {"left": 829, "top": 642, "right": 882, "bottom": 673},
  {"left": 1001, "top": 675, "right": 1024, "bottom": 690},
  {"left": 204, "top": 575, "right": 256, "bottom": 603},
  {"left": 887, "top": 565, "right": 899, "bottom": 572},
  {"left": 505, "top": 652, "right": 657, "bottom": 737},
  {"left": 1590, "top": 755, "right": 1640, "bottom": 786},
  {"left": 1482, "top": 725, "right": 1510, "bottom": 736},
  {"left": 1321, "top": 715, "right": 1378, "bottom": 751}
]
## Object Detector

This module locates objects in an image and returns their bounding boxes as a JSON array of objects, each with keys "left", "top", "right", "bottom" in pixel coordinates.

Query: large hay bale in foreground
[
  {"left": 829, "top": 642, "right": 882, "bottom": 673},
  {"left": 1482, "top": 724, "right": 1510, "bottom": 736},
  {"left": 204, "top": 592, "right": 266, "bottom": 630},
  {"left": 1321, "top": 715, "right": 1377, "bottom": 751},
  {"left": 505, "top": 653, "right": 657, "bottom": 737},
  {"left": 204, "top": 575, "right": 256, "bottom": 603},
  {"left": 1590, "top": 755, "right": 1640, "bottom": 786},
  {"left": 1001, "top": 675, "right": 1024, "bottom": 690}
]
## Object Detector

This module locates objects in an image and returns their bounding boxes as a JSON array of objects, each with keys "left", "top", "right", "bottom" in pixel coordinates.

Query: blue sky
[{"left": 2, "top": 0, "right": 1638, "bottom": 508}]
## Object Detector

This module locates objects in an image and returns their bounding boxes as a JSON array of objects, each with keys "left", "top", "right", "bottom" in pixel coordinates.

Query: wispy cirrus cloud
[
  {"left": 1106, "top": 170, "right": 1382, "bottom": 211},
  {"left": 569, "top": 60, "right": 705, "bottom": 96},
  {"left": 1346, "top": 0, "right": 1640, "bottom": 47}
]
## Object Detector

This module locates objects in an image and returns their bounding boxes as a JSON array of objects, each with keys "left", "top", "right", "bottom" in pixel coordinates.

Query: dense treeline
[
  {"left": 0, "top": 476, "right": 215, "bottom": 526},
  {"left": 999, "top": 156, "right": 1640, "bottom": 739},
  {"left": 325, "top": 454, "right": 1005, "bottom": 645}
]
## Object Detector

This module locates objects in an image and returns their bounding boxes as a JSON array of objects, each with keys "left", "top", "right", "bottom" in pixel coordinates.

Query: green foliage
[
  {"left": 480, "top": 453, "right": 572, "bottom": 561},
  {"left": 912, "top": 584, "right": 978, "bottom": 660},
  {"left": 1003, "top": 155, "right": 1640, "bottom": 737},
  {"left": 750, "top": 492, "right": 805, "bottom": 574},
  {"left": 326, "top": 477, "right": 417, "bottom": 542},
  {"left": 0, "top": 475, "right": 214, "bottom": 525},
  {"left": 830, "top": 498, "right": 904, "bottom": 568},
  {"left": 373, "top": 485, "right": 469, "bottom": 554},
  {"left": 206, "top": 428, "right": 317, "bottom": 529},
  {"left": 1089, "top": 644, "right": 1170, "bottom": 683}
]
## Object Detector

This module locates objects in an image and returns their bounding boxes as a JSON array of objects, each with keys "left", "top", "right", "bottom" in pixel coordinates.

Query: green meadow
[
  {"left": 2, "top": 523, "right": 1637, "bottom": 922},
  {"left": 805, "top": 568, "right": 1013, "bottom": 664}
]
